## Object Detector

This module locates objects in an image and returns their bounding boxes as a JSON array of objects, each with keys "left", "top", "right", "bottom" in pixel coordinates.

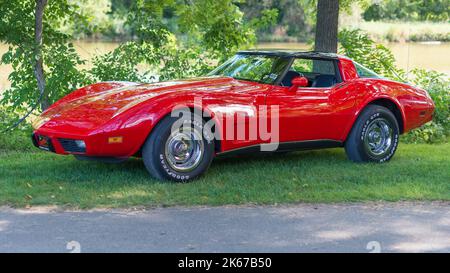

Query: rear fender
[{"left": 341, "top": 95, "right": 406, "bottom": 141}]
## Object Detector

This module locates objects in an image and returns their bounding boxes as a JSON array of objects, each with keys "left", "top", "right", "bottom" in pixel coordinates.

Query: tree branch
[{"left": 34, "top": 0, "right": 49, "bottom": 110}]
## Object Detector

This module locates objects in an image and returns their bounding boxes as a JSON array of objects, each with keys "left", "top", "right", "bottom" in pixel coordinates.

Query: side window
[
  {"left": 283, "top": 58, "right": 338, "bottom": 88},
  {"left": 291, "top": 59, "right": 335, "bottom": 75},
  {"left": 354, "top": 62, "right": 380, "bottom": 78},
  {"left": 291, "top": 59, "right": 313, "bottom": 73}
]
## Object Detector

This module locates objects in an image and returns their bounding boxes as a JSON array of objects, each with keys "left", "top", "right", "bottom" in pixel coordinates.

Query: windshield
[{"left": 208, "top": 54, "right": 290, "bottom": 84}]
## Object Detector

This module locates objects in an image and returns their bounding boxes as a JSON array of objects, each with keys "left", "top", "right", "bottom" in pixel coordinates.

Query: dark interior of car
[
  {"left": 280, "top": 58, "right": 340, "bottom": 88},
  {"left": 281, "top": 71, "right": 338, "bottom": 88}
]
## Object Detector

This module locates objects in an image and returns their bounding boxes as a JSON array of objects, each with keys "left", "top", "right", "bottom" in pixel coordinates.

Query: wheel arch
[
  {"left": 343, "top": 97, "right": 406, "bottom": 142},
  {"left": 367, "top": 98, "right": 405, "bottom": 134},
  {"left": 184, "top": 106, "right": 222, "bottom": 154},
  {"left": 134, "top": 104, "right": 223, "bottom": 156}
]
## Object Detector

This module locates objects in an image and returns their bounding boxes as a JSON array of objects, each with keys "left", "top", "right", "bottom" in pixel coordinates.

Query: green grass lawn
[{"left": 1, "top": 142, "right": 449, "bottom": 208}]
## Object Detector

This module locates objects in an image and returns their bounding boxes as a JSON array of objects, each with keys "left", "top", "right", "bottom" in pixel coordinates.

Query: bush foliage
[
  {"left": 363, "top": 0, "right": 449, "bottom": 22},
  {"left": 0, "top": 3, "right": 448, "bottom": 144},
  {"left": 0, "top": 0, "right": 90, "bottom": 112},
  {"left": 1, "top": 0, "right": 277, "bottom": 110},
  {"left": 339, "top": 29, "right": 450, "bottom": 143}
]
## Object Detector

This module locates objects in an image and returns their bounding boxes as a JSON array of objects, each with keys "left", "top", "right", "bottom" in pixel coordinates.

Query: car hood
[{"left": 33, "top": 76, "right": 254, "bottom": 134}]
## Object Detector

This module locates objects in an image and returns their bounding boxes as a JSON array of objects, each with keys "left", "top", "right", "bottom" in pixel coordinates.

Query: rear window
[{"left": 353, "top": 62, "right": 380, "bottom": 78}]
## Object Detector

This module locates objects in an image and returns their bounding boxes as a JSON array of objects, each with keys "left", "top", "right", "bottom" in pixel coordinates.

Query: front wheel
[
  {"left": 141, "top": 112, "right": 215, "bottom": 182},
  {"left": 345, "top": 105, "right": 399, "bottom": 163}
]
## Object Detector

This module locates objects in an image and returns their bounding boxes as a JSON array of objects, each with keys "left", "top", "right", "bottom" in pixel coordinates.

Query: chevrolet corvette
[{"left": 32, "top": 51, "right": 435, "bottom": 182}]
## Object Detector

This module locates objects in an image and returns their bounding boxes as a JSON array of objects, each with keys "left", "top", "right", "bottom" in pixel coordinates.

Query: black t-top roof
[{"left": 237, "top": 50, "right": 340, "bottom": 60}]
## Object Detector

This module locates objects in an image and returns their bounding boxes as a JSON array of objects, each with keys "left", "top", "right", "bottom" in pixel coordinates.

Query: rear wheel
[
  {"left": 345, "top": 105, "right": 399, "bottom": 163},
  {"left": 142, "top": 112, "right": 214, "bottom": 182}
]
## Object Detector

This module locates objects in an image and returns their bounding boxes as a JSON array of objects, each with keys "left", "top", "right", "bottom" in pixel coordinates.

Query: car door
[{"left": 265, "top": 58, "right": 357, "bottom": 143}]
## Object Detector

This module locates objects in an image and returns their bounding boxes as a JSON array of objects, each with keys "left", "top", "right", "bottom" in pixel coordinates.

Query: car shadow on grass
[
  {"left": 210, "top": 148, "right": 351, "bottom": 171},
  {"left": 51, "top": 148, "right": 349, "bottom": 184}
]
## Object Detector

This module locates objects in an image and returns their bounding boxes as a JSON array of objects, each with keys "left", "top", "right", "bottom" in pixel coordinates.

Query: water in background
[
  {"left": 256, "top": 42, "right": 450, "bottom": 76},
  {"left": 1, "top": 41, "right": 449, "bottom": 92}
]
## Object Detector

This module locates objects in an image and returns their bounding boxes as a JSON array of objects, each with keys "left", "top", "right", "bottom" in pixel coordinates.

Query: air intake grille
[{"left": 58, "top": 139, "right": 86, "bottom": 153}]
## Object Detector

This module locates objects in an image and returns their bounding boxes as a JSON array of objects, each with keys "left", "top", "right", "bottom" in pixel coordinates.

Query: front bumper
[
  {"left": 31, "top": 133, "right": 56, "bottom": 152},
  {"left": 31, "top": 133, "right": 86, "bottom": 154},
  {"left": 31, "top": 126, "right": 139, "bottom": 157}
]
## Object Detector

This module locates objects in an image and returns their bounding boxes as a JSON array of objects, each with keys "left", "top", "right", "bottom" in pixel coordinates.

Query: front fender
[{"left": 100, "top": 93, "right": 226, "bottom": 157}]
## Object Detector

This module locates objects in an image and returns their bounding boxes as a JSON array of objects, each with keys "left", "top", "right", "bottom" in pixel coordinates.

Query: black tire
[
  {"left": 142, "top": 112, "right": 214, "bottom": 182},
  {"left": 345, "top": 105, "right": 399, "bottom": 163}
]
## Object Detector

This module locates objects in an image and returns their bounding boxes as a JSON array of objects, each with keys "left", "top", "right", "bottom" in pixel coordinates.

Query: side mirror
[{"left": 289, "top": 76, "right": 309, "bottom": 92}]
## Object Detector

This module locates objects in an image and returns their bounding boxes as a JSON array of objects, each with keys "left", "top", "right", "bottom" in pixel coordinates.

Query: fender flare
[{"left": 341, "top": 95, "right": 406, "bottom": 141}]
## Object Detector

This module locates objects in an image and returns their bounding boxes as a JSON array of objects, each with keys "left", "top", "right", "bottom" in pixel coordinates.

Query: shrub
[
  {"left": 406, "top": 69, "right": 450, "bottom": 143},
  {"left": 338, "top": 29, "right": 405, "bottom": 81},
  {"left": 362, "top": 0, "right": 450, "bottom": 22},
  {"left": 401, "top": 122, "right": 447, "bottom": 144},
  {"left": 410, "top": 32, "right": 450, "bottom": 42},
  {"left": 0, "top": 106, "right": 34, "bottom": 153},
  {"left": 339, "top": 28, "right": 450, "bottom": 143}
]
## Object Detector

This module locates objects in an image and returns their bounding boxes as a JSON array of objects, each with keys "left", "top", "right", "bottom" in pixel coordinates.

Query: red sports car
[{"left": 32, "top": 51, "right": 434, "bottom": 182}]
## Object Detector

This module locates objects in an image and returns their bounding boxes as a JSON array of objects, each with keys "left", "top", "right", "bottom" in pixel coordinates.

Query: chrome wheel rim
[
  {"left": 164, "top": 127, "right": 204, "bottom": 172},
  {"left": 364, "top": 118, "right": 393, "bottom": 157}
]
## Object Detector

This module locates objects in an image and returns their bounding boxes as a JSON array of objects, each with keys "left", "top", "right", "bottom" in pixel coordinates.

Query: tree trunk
[
  {"left": 34, "top": 0, "right": 49, "bottom": 110},
  {"left": 314, "top": 0, "right": 340, "bottom": 53}
]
